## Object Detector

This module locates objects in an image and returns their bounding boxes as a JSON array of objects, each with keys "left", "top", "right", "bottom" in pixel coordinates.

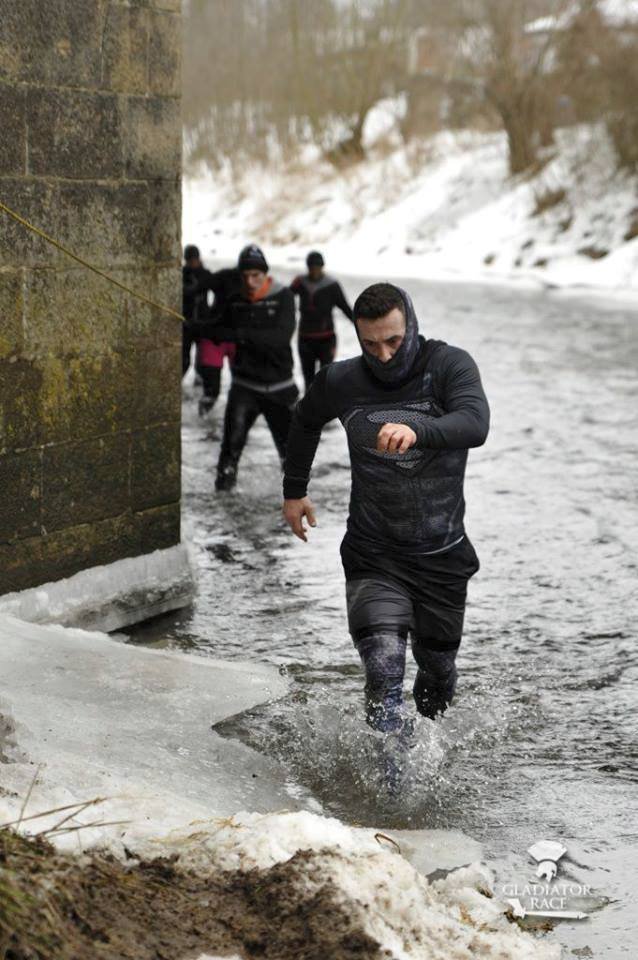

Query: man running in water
[
  {"left": 208, "top": 244, "right": 297, "bottom": 491},
  {"left": 282, "top": 283, "right": 489, "bottom": 733},
  {"left": 290, "top": 251, "right": 353, "bottom": 391}
]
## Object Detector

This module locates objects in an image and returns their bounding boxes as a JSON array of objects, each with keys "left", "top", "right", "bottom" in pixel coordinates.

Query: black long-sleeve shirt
[
  {"left": 207, "top": 280, "right": 296, "bottom": 389},
  {"left": 283, "top": 337, "right": 490, "bottom": 554},
  {"left": 290, "top": 273, "right": 353, "bottom": 338},
  {"left": 182, "top": 265, "right": 216, "bottom": 323}
]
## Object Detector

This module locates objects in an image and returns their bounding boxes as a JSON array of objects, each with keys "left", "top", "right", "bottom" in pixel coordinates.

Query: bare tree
[
  {"left": 182, "top": 0, "right": 412, "bottom": 169},
  {"left": 446, "top": 0, "right": 570, "bottom": 175},
  {"left": 314, "top": 0, "right": 411, "bottom": 161}
]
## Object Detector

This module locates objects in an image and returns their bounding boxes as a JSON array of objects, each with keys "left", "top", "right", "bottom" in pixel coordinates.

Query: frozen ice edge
[
  {"left": 0, "top": 615, "right": 560, "bottom": 959},
  {"left": 0, "top": 544, "right": 195, "bottom": 632}
]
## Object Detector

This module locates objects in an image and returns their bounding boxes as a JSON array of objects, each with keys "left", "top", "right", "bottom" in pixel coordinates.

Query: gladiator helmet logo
[{"left": 527, "top": 839, "right": 568, "bottom": 881}]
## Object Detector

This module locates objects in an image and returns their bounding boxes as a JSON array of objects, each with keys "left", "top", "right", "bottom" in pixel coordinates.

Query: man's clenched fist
[{"left": 376, "top": 422, "right": 417, "bottom": 454}]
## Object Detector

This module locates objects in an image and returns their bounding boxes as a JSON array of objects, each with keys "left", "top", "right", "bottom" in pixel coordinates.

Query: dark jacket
[
  {"left": 182, "top": 265, "right": 214, "bottom": 324},
  {"left": 283, "top": 334, "right": 490, "bottom": 555},
  {"left": 290, "top": 274, "right": 353, "bottom": 338},
  {"left": 209, "top": 280, "right": 296, "bottom": 389},
  {"left": 183, "top": 266, "right": 242, "bottom": 331}
]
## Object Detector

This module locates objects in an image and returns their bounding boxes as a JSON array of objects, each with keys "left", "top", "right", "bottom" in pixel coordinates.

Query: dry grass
[
  {"left": 0, "top": 822, "right": 383, "bottom": 960},
  {"left": 532, "top": 187, "right": 567, "bottom": 217}
]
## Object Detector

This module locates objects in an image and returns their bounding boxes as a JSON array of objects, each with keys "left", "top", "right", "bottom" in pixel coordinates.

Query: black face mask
[{"left": 358, "top": 285, "right": 421, "bottom": 385}]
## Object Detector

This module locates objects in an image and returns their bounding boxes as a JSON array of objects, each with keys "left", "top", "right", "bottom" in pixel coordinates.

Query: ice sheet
[
  {"left": 0, "top": 614, "right": 560, "bottom": 959},
  {"left": 0, "top": 613, "right": 295, "bottom": 837}
]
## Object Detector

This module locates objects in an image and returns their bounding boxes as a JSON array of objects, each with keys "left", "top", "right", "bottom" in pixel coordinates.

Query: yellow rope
[{"left": 0, "top": 199, "right": 186, "bottom": 323}]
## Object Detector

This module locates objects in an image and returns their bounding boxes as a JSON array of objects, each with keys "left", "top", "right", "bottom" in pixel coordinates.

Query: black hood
[{"left": 357, "top": 284, "right": 421, "bottom": 386}]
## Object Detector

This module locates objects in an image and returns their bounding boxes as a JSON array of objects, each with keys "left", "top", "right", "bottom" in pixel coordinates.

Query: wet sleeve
[
  {"left": 333, "top": 283, "right": 354, "bottom": 321},
  {"left": 283, "top": 367, "right": 338, "bottom": 500},
  {"left": 413, "top": 348, "right": 490, "bottom": 449}
]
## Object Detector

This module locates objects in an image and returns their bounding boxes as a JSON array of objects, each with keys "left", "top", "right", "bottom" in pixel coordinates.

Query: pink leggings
[{"left": 197, "top": 339, "right": 236, "bottom": 368}]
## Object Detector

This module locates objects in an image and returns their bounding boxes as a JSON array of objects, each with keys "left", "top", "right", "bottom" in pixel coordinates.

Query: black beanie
[
  {"left": 184, "top": 244, "right": 200, "bottom": 261},
  {"left": 238, "top": 244, "right": 269, "bottom": 272},
  {"left": 306, "top": 250, "right": 324, "bottom": 267}
]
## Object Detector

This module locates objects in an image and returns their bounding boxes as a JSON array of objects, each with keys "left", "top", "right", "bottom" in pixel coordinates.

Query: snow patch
[
  {"left": 184, "top": 125, "right": 638, "bottom": 296},
  {"left": 132, "top": 809, "right": 479, "bottom": 875},
  {"left": 147, "top": 812, "right": 557, "bottom": 960}
]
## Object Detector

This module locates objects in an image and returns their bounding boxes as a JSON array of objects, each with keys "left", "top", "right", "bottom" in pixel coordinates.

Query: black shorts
[{"left": 341, "top": 535, "right": 480, "bottom": 651}]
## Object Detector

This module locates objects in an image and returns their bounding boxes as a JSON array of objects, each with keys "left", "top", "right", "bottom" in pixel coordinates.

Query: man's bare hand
[
  {"left": 283, "top": 496, "right": 317, "bottom": 542},
  {"left": 376, "top": 422, "right": 417, "bottom": 454}
]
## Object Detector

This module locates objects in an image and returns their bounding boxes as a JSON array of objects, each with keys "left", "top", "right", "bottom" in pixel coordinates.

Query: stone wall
[{"left": 0, "top": 0, "right": 183, "bottom": 594}]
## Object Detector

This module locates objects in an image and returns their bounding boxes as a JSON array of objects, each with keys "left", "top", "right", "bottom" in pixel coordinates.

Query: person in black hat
[
  {"left": 205, "top": 244, "right": 298, "bottom": 491},
  {"left": 182, "top": 244, "right": 206, "bottom": 378},
  {"left": 182, "top": 245, "right": 239, "bottom": 416},
  {"left": 290, "top": 251, "right": 353, "bottom": 391},
  {"left": 282, "top": 282, "right": 489, "bottom": 738}
]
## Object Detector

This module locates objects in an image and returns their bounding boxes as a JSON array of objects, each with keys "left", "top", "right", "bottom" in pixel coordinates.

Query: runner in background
[
  {"left": 206, "top": 245, "right": 298, "bottom": 491},
  {"left": 291, "top": 251, "right": 353, "bottom": 391},
  {"left": 182, "top": 244, "right": 208, "bottom": 384},
  {"left": 182, "top": 246, "right": 240, "bottom": 417}
]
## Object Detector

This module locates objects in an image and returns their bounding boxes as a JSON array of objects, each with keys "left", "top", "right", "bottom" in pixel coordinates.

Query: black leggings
[
  {"left": 217, "top": 383, "right": 298, "bottom": 476},
  {"left": 183, "top": 334, "right": 223, "bottom": 404},
  {"left": 298, "top": 335, "right": 336, "bottom": 391},
  {"left": 182, "top": 325, "right": 197, "bottom": 376},
  {"left": 196, "top": 364, "right": 222, "bottom": 401},
  {"left": 342, "top": 537, "right": 480, "bottom": 731}
]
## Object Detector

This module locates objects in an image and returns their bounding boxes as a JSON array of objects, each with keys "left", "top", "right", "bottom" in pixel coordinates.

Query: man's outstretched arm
[
  {"left": 333, "top": 282, "right": 354, "bottom": 321},
  {"left": 283, "top": 366, "right": 337, "bottom": 541}
]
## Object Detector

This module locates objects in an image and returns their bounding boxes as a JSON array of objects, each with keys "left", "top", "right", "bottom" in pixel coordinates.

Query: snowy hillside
[{"left": 183, "top": 115, "right": 638, "bottom": 294}]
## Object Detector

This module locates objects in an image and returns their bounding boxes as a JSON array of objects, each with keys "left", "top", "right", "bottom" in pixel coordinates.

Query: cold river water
[{"left": 126, "top": 275, "right": 638, "bottom": 959}]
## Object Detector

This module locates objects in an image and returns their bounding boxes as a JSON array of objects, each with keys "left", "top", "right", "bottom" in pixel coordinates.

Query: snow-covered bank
[
  {"left": 183, "top": 123, "right": 638, "bottom": 295},
  {"left": 0, "top": 614, "right": 560, "bottom": 959}
]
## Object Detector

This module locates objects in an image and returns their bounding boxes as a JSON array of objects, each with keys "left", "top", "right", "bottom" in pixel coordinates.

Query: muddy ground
[{"left": 0, "top": 828, "right": 386, "bottom": 960}]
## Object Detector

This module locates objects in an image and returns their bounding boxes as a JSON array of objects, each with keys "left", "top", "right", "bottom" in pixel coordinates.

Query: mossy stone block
[
  {"left": 149, "top": 9, "right": 181, "bottom": 97},
  {"left": 27, "top": 88, "right": 122, "bottom": 179},
  {"left": 40, "top": 351, "right": 135, "bottom": 444},
  {"left": 101, "top": 3, "right": 150, "bottom": 94},
  {"left": 0, "top": 449, "right": 41, "bottom": 542},
  {"left": 56, "top": 180, "right": 151, "bottom": 268},
  {"left": 131, "top": 424, "right": 180, "bottom": 511},
  {"left": 42, "top": 433, "right": 131, "bottom": 532},
  {"left": 0, "top": 358, "right": 43, "bottom": 452},
  {"left": 0, "top": 0, "right": 102, "bottom": 87},
  {"left": 135, "top": 501, "right": 180, "bottom": 553},
  {"left": 0, "top": 83, "right": 26, "bottom": 175},
  {"left": 24, "top": 268, "right": 129, "bottom": 360},
  {"left": 0, "top": 270, "right": 24, "bottom": 359},
  {"left": 123, "top": 95, "right": 181, "bottom": 180},
  {"left": 133, "top": 345, "right": 180, "bottom": 427},
  {"left": 0, "top": 179, "right": 60, "bottom": 268}
]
